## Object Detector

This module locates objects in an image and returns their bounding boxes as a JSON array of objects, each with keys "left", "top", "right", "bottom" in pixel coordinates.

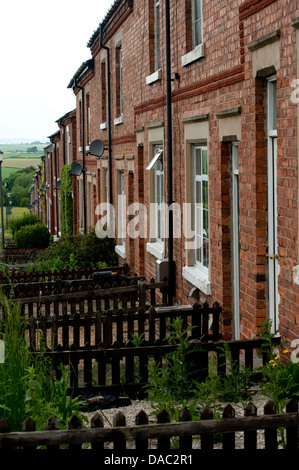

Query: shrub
[
  {"left": 30, "top": 228, "right": 117, "bottom": 271},
  {"left": 9, "top": 213, "right": 40, "bottom": 237},
  {"left": 14, "top": 223, "right": 50, "bottom": 249}
]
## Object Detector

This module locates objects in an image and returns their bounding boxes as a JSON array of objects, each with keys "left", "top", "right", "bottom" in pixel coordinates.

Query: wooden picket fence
[
  {"left": 0, "top": 264, "right": 130, "bottom": 284},
  {"left": 0, "top": 398, "right": 298, "bottom": 450},
  {"left": 9, "top": 278, "right": 168, "bottom": 319},
  {"left": 1, "top": 247, "right": 44, "bottom": 265},
  {"left": 22, "top": 302, "right": 222, "bottom": 397}
]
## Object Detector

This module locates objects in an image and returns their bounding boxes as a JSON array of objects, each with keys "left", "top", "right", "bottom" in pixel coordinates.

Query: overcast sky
[{"left": 0, "top": 0, "right": 115, "bottom": 143}]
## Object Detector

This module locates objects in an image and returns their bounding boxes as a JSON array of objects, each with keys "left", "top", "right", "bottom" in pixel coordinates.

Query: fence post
[
  {"left": 22, "top": 417, "right": 36, "bottom": 451},
  {"left": 113, "top": 412, "right": 126, "bottom": 451},
  {"left": 46, "top": 415, "right": 60, "bottom": 451},
  {"left": 200, "top": 405, "right": 213, "bottom": 450},
  {"left": 286, "top": 398, "right": 299, "bottom": 450},
  {"left": 222, "top": 404, "right": 235, "bottom": 450},
  {"left": 136, "top": 410, "right": 149, "bottom": 450},
  {"left": 157, "top": 409, "right": 170, "bottom": 450},
  {"left": 179, "top": 407, "right": 192, "bottom": 450},
  {"left": 138, "top": 280, "right": 147, "bottom": 309},
  {"left": 244, "top": 402, "right": 257, "bottom": 450},
  {"left": 68, "top": 415, "right": 82, "bottom": 451},
  {"left": 264, "top": 400, "right": 277, "bottom": 450},
  {"left": 91, "top": 412, "right": 104, "bottom": 451}
]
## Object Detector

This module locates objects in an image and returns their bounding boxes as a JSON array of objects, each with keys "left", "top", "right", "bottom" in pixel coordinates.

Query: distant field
[
  {"left": 3, "top": 158, "right": 40, "bottom": 169},
  {"left": 0, "top": 207, "right": 30, "bottom": 231},
  {"left": 0, "top": 143, "right": 46, "bottom": 175},
  {"left": 1, "top": 167, "right": 20, "bottom": 179}
]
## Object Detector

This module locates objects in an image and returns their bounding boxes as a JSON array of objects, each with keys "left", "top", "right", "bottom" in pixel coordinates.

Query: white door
[
  {"left": 232, "top": 143, "right": 240, "bottom": 339},
  {"left": 267, "top": 77, "right": 279, "bottom": 333}
]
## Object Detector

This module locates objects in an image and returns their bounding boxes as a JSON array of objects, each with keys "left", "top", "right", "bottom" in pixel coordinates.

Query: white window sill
[
  {"left": 293, "top": 265, "right": 299, "bottom": 285},
  {"left": 146, "top": 69, "right": 162, "bottom": 85},
  {"left": 182, "top": 265, "right": 211, "bottom": 295},
  {"left": 114, "top": 115, "right": 124, "bottom": 126},
  {"left": 181, "top": 43, "right": 205, "bottom": 67},
  {"left": 100, "top": 122, "right": 107, "bottom": 130},
  {"left": 146, "top": 241, "right": 165, "bottom": 260},
  {"left": 115, "top": 244, "right": 126, "bottom": 259}
]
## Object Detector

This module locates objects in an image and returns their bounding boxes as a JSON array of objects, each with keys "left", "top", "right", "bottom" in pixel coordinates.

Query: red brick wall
[{"left": 65, "top": 0, "right": 299, "bottom": 342}]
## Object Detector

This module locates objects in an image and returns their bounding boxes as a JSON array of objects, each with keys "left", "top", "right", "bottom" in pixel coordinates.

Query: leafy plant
[
  {"left": 60, "top": 164, "right": 73, "bottom": 236},
  {"left": 29, "top": 229, "right": 117, "bottom": 272},
  {"left": 9, "top": 212, "right": 40, "bottom": 238},
  {"left": 0, "top": 290, "right": 87, "bottom": 431},
  {"left": 14, "top": 223, "right": 50, "bottom": 249}
]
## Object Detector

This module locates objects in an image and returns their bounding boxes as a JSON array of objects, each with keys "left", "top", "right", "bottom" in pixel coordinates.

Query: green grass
[{"left": 1, "top": 167, "right": 19, "bottom": 179}]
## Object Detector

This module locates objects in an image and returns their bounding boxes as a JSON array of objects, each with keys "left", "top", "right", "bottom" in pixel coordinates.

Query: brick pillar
[{"left": 239, "top": 77, "right": 268, "bottom": 338}]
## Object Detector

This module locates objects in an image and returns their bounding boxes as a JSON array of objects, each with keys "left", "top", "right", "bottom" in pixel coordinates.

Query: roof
[
  {"left": 87, "top": 0, "right": 132, "bottom": 49},
  {"left": 67, "top": 58, "right": 94, "bottom": 90},
  {"left": 55, "top": 109, "right": 76, "bottom": 125}
]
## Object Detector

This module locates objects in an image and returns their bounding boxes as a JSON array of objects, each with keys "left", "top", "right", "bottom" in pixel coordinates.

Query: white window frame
[
  {"left": 192, "top": 0, "right": 203, "bottom": 48},
  {"left": 193, "top": 145, "right": 209, "bottom": 271},
  {"left": 115, "top": 171, "right": 126, "bottom": 258},
  {"left": 146, "top": 145, "right": 165, "bottom": 259}
]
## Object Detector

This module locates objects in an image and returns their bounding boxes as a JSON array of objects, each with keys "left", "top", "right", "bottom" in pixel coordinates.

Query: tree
[{"left": 27, "top": 146, "right": 38, "bottom": 153}]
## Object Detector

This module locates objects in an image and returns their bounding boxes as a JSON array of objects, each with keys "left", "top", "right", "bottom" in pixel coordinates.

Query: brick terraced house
[{"left": 36, "top": 0, "right": 299, "bottom": 343}]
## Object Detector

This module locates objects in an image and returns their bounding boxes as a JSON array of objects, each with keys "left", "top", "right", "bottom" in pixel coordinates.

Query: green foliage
[
  {"left": 3, "top": 166, "right": 36, "bottom": 207},
  {"left": 29, "top": 229, "right": 117, "bottom": 271},
  {"left": 0, "top": 291, "right": 87, "bottom": 431},
  {"left": 146, "top": 318, "right": 202, "bottom": 419},
  {"left": 216, "top": 343, "right": 253, "bottom": 405},
  {"left": 14, "top": 223, "right": 50, "bottom": 249},
  {"left": 60, "top": 165, "right": 73, "bottom": 236},
  {"left": 258, "top": 321, "right": 299, "bottom": 412},
  {"left": 9, "top": 212, "right": 40, "bottom": 237}
]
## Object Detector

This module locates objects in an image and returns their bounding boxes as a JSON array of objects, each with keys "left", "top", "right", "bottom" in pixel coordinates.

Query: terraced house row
[{"left": 30, "top": 0, "right": 299, "bottom": 343}]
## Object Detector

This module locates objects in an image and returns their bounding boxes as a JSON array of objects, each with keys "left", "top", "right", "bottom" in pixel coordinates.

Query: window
[
  {"left": 193, "top": 145, "right": 209, "bottom": 269},
  {"left": 116, "top": 46, "right": 123, "bottom": 117},
  {"left": 146, "top": 145, "right": 165, "bottom": 258},
  {"left": 101, "top": 60, "right": 107, "bottom": 125},
  {"left": 193, "top": 0, "right": 203, "bottom": 48},
  {"left": 182, "top": 0, "right": 204, "bottom": 66},
  {"left": 155, "top": 154, "right": 164, "bottom": 242},
  {"left": 119, "top": 171, "right": 126, "bottom": 246},
  {"left": 154, "top": 0, "right": 161, "bottom": 71},
  {"left": 86, "top": 94, "right": 91, "bottom": 145}
]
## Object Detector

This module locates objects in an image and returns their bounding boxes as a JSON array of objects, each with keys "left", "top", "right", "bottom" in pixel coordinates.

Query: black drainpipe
[
  {"left": 165, "top": 0, "right": 174, "bottom": 305},
  {"left": 54, "top": 143, "right": 59, "bottom": 237},
  {"left": 74, "top": 79, "right": 87, "bottom": 234},
  {"left": 100, "top": 25, "right": 113, "bottom": 213}
]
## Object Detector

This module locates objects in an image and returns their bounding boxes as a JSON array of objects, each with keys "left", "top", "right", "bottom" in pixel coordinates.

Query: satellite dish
[
  {"left": 70, "top": 161, "right": 83, "bottom": 176},
  {"left": 90, "top": 139, "right": 105, "bottom": 158}
]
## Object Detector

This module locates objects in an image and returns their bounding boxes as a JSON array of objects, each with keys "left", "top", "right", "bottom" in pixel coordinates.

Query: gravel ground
[{"left": 81, "top": 390, "right": 282, "bottom": 450}]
